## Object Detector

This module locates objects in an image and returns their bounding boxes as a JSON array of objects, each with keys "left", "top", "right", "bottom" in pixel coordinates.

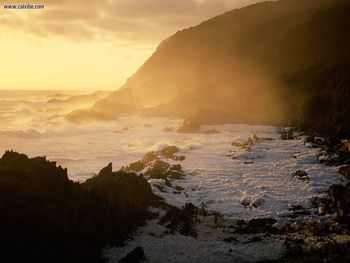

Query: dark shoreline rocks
[{"left": 0, "top": 151, "right": 160, "bottom": 263}]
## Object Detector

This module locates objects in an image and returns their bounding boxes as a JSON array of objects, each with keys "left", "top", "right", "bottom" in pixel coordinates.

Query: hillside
[{"left": 69, "top": 0, "right": 350, "bottom": 136}]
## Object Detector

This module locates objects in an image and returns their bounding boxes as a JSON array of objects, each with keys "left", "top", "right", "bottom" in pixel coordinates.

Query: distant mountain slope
[{"left": 71, "top": 0, "right": 350, "bottom": 136}]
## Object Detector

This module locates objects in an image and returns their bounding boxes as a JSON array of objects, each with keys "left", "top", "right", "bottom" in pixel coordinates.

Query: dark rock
[
  {"left": 159, "top": 203, "right": 199, "bottom": 237},
  {"left": 144, "top": 160, "right": 185, "bottom": 180},
  {"left": 160, "top": 146, "right": 180, "bottom": 159},
  {"left": 287, "top": 204, "right": 311, "bottom": 217},
  {"left": 329, "top": 185, "right": 350, "bottom": 215},
  {"left": 304, "top": 136, "right": 315, "bottom": 144},
  {"left": 175, "top": 185, "right": 184, "bottom": 191},
  {"left": 288, "top": 204, "right": 304, "bottom": 211},
  {"left": 123, "top": 161, "right": 145, "bottom": 173},
  {"left": 278, "top": 127, "right": 294, "bottom": 140},
  {"left": 144, "top": 160, "right": 170, "bottom": 179},
  {"left": 141, "top": 151, "right": 158, "bottom": 165},
  {"left": 234, "top": 218, "right": 277, "bottom": 234},
  {"left": 339, "top": 165, "right": 350, "bottom": 179},
  {"left": 0, "top": 151, "right": 159, "bottom": 263},
  {"left": 99, "top": 162, "right": 113, "bottom": 176},
  {"left": 168, "top": 170, "right": 185, "bottom": 180},
  {"left": 119, "top": 247, "right": 145, "bottom": 263},
  {"left": 223, "top": 237, "right": 238, "bottom": 243},
  {"left": 153, "top": 183, "right": 166, "bottom": 192},
  {"left": 243, "top": 236, "right": 263, "bottom": 244},
  {"left": 293, "top": 170, "right": 309, "bottom": 182},
  {"left": 170, "top": 164, "right": 182, "bottom": 171}
]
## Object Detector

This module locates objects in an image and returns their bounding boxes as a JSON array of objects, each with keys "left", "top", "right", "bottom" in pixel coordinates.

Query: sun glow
[{"left": 0, "top": 35, "right": 153, "bottom": 91}]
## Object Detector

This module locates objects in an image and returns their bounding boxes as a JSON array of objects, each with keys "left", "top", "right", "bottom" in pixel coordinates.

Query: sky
[{"left": 0, "top": 0, "right": 264, "bottom": 91}]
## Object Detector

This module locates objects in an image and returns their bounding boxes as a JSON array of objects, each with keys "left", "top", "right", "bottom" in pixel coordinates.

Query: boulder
[
  {"left": 141, "top": 151, "right": 158, "bottom": 165},
  {"left": 339, "top": 165, "right": 350, "bottom": 179},
  {"left": 294, "top": 170, "right": 309, "bottom": 182},
  {"left": 329, "top": 184, "right": 350, "bottom": 215},
  {"left": 160, "top": 146, "right": 180, "bottom": 159},
  {"left": 119, "top": 247, "right": 145, "bottom": 263},
  {"left": 124, "top": 161, "right": 145, "bottom": 173},
  {"left": 144, "top": 160, "right": 170, "bottom": 179}
]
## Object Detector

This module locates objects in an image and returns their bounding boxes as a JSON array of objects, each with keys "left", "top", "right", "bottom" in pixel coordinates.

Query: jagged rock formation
[{"left": 0, "top": 151, "right": 159, "bottom": 263}]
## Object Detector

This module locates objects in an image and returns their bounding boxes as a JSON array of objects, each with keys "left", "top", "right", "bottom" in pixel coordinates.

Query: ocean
[{"left": 0, "top": 90, "right": 344, "bottom": 221}]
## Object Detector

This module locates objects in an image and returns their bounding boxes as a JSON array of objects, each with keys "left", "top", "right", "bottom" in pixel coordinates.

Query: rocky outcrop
[
  {"left": 119, "top": 247, "right": 145, "bottom": 263},
  {"left": 0, "top": 151, "right": 159, "bottom": 263},
  {"left": 339, "top": 165, "right": 350, "bottom": 180},
  {"left": 158, "top": 203, "right": 201, "bottom": 237}
]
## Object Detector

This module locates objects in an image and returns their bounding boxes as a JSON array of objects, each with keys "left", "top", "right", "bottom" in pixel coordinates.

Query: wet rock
[
  {"left": 168, "top": 170, "right": 185, "bottom": 180},
  {"left": 241, "top": 197, "right": 264, "bottom": 209},
  {"left": 153, "top": 183, "right": 166, "bottom": 193},
  {"left": 159, "top": 203, "right": 199, "bottom": 237},
  {"left": 119, "top": 247, "right": 145, "bottom": 263},
  {"left": 170, "top": 164, "right": 182, "bottom": 171},
  {"left": 339, "top": 165, "right": 350, "bottom": 179},
  {"left": 144, "top": 160, "right": 170, "bottom": 179},
  {"left": 311, "top": 196, "right": 333, "bottom": 215},
  {"left": 234, "top": 218, "right": 277, "bottom": 234},
  {"left": 293, "top": 170, "right": 309, "bottom": 182},
  {"left": 329, "top": 184, "right": 350, "bottom": 215},
  {"left": 286, "top": 204, "right": 311, "bottom": 218},
  {"left": 123, "top": 161, "right": 145, "bottom": 173},
  {"left": 175, "top": 185, "right": 184, "bottom": 191},
  {"left": 160, "top": 145, "right": 180, "bottom": 159},
  {"left": 223, "top": 237, "right": 238, "bottom": 243},
  {"left": 288, "top": 204, "right": 304, "bottom": 211},
  {"left": 243, "top": 236, "right": 263, "bottom": 244},
  {"left": 168, "top": 164, "right": 185, "bottom": 179},
  {"left": 142, "top": 151, "right": 158, "bottom": 165},
  {"left": 278, "top": 127, "right": 294, "bottom": 140}
]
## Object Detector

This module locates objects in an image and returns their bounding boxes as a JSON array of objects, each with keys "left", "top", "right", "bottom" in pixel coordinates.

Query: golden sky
[{"left": 0, "top": 0, "right": 263, "bottom": 91}]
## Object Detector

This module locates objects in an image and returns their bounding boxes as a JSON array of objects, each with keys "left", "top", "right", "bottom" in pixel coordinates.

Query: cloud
[{"left": 0, "top": 0, "right": 266, "bottom": 43}]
